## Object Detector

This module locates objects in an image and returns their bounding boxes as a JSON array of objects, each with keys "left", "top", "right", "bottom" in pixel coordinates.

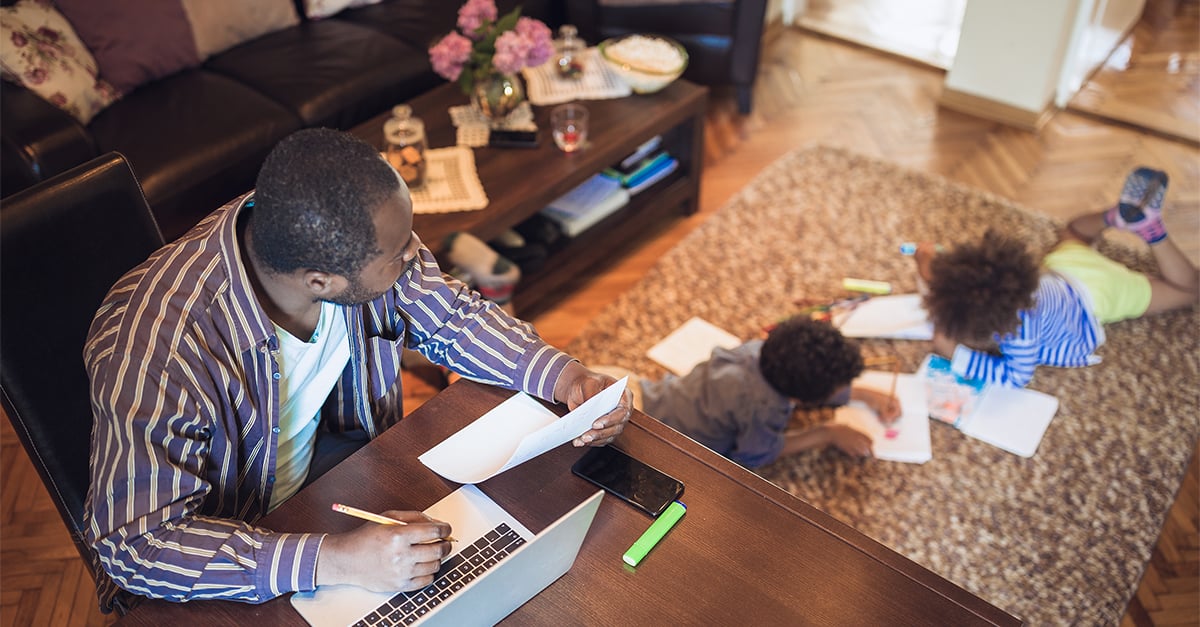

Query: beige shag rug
[{"left": 568, "top": 146, "right": 1200, "bottom": 625}]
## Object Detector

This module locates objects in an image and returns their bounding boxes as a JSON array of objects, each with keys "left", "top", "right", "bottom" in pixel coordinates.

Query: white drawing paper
[
  {"left": 419, "top": 378, "right": 628, "bottom": 484},
  {"left": 836, "top": 294, "right": 934, "bottom": 340},
  {"left": 833, "top": 370, "right": 932, "bottom": 464},
  {"left": 646, "top": 317, "right": 742, "bottom": 376},
  {"left": 959, "top": 385, "right": 1059, "bottom": 458}
]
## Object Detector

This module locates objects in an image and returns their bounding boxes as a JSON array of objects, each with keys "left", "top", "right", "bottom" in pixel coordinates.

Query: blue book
[
  {"left": 605, "top": 151, "right": 671, "bottom": 186},
  {"left": 627, "top": 158, "right": 677, "bottom": 195}
]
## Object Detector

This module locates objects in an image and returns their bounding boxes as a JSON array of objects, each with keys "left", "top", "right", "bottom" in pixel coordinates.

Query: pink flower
[
  {"left": 11, "top": 32, "right": 27, "bottom": 47},
  {"left": 49, "top": 92, "right": 67, "bottom": 106},
  {"left": 456, "top": 0, "right": 497, "bottom": 36},
  {"left": 492, "top": 30, "right": 528, "bottom": 75},
  {"left": 24, "top": 67, "right": 47, "bottom": 85},
  {"left": 429, "top": 32, "right": 472, "bottom": 81},
  {"left": 35, "top": 27, "right": 59, "bottom": 43},
  {"left": 515, "top": 17, "right": 553, "bottom": 67}
]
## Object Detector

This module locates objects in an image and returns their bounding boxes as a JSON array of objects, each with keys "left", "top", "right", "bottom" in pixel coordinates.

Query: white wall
[
  {"left": 945, "top": 0, "right": 1145, "bottom": 120},
  {"left": 944, "top": 0, "right": 1083, "bottom": 115}
]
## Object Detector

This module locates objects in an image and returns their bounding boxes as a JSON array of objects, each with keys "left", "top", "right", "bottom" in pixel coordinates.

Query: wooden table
[
  {"left": 117, "top": 381, "right": 1020, "bottom": 626},
  {"left": 349, "top": 81, "right": 707, "bottom": 314}
]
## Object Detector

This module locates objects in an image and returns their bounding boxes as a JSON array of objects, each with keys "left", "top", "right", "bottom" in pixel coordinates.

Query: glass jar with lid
[
  {"left": 554, "top": 24, "right": 585, "bottom": 79},
  {"left": 383, "top": 104, "right": 426, "bottom": 189}
]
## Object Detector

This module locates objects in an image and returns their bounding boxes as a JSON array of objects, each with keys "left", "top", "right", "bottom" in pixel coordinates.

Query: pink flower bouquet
[{"left": 428, "top": 0, "right": 553, "bottom": 94}]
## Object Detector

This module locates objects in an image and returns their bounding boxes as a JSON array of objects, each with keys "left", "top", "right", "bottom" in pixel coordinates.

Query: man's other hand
[{"left": 553, "top": 361, "right": 633, "bottom": 447}]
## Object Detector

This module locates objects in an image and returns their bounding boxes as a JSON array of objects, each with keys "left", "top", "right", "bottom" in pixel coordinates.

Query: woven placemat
[
  {"left": 522, "top": 48, "right": 631, "bottom": 105},
  {"left": 405, "top": 146, "right": 488, "bottom": 214},
  {"left": 449, "top": 102, "right": 538, "bottom": 148}
]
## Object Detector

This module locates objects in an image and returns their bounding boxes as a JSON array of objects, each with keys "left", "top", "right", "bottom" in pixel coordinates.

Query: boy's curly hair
[
  {"left": 758, "top": 317, "right": 863, "bottom": 405},
  {"left": 924, "top": 229, "right": 1040, "bottom": 346}
]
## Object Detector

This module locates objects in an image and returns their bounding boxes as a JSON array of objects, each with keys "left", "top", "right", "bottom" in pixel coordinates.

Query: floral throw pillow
[
  {"left": 0, "top": 0, "right": 118, "bottom": 124},
  {"left": 303, "top": 0, "right": 382, "bottom": 20}
]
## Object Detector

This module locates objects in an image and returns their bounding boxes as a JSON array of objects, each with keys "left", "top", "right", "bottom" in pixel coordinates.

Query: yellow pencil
[
  {"left": 863, "top": 355, "right": 901, "bottom": 424},
  {"left": 331, "top": 503, "right": 458, "bottom": 542}
]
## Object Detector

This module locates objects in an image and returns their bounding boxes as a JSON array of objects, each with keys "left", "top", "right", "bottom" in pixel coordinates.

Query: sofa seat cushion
[
  {"left": 205, "top": 19, "right": 436, "bottom": 130},
  {"left": 88, "top": 70, "right": 301, "bottom": 239}
]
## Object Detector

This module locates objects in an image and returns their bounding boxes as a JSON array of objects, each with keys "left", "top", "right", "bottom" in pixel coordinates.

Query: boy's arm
[
  {"left": 781, "top": 423, "right": 872, "bottom": 458},
  {"left": 848, "top": 386, "right": 901, "bottom": 424}
]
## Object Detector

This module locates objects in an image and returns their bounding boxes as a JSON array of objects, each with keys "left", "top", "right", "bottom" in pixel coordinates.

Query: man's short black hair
[
  {"left": 758, "top": 316, "right": 864, "bottom": 405},
  {"left": 251, "top": 128, "right": 402, "bottom": 277}
]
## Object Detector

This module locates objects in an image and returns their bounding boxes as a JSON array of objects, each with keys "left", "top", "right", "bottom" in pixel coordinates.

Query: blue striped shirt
[
  {"left": 83, "top": 194, "right": 572, "bottom": 611},
  {"left": 950, "top": 272, "right": 1104, "bottom": 387}
]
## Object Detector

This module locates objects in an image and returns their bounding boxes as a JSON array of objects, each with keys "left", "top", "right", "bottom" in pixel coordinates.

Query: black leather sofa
[
  {"left": 0, "top": 0, "right": 562, "bottom": 242},
  {"left": 2, "top": 0, "right": 769, "bottom": 242}
]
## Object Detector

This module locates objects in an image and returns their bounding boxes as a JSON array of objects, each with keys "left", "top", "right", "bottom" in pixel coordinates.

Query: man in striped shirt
[
  {"left": 83, "top": 129, "right": 632, "bottom": 612},
  {"left": 912, "top": 167, "right": 1197, "bottom": 388}
]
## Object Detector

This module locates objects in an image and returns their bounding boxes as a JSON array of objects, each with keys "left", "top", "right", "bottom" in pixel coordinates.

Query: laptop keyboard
[{"left": 355, "top": 522, "right": 526, "bottom": 626}]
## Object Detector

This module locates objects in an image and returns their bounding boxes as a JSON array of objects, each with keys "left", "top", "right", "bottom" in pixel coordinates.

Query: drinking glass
[{"left": 551, "top": 103, "right": 588, "bottom": 153}]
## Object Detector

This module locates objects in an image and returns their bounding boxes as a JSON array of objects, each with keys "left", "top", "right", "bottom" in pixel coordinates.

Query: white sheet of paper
[
  {"left": 833, "top": 371, "right": 932, "bottom": 463},
  {"left": 419, "top": 378, "right": 628, "bottom": 484},
  {"left": 836, "top": 294, "right": 934, "bottom": 340},
  {"left": 960, "top": 385, "right": 1059, "bottom": 458},
  {"left": 646, "top": 317, "right": 742, "bottom": 376}
]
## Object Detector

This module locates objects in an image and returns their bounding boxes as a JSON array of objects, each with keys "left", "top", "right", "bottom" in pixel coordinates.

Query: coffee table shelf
[{"left": 351, "top": 80, "right": 707, "bottom": 314}]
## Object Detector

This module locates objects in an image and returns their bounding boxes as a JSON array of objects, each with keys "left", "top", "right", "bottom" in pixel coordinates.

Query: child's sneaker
[{"left": 1104, "top": 167, "right": 1169, "bottom": 243}]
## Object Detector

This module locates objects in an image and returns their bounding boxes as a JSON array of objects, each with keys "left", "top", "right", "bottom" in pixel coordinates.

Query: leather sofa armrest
[
  {"left": 729, "top": 0, "right": 768, "bottom": 85},
  {"left": 0, "top": 80, "right": 98, "bottom": 197}
]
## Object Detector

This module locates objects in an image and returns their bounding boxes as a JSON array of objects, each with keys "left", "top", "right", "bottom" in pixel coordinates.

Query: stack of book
[
  {"left": 603, "top": 135, "right": 678, "bottom": 196},
  {"left": 540, "top": 173, "right": 630, "bottom": 237},
  {"left": 538, "top": 135, "right": 677, "bottom": 238}
]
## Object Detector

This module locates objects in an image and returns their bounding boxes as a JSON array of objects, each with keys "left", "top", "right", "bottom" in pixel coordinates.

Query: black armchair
[
  {"left": 567, "top": 0, "right": 769, "bottom": 113},
  {"left": 0, "top": 152, "right": 164, "bottom": 590}
]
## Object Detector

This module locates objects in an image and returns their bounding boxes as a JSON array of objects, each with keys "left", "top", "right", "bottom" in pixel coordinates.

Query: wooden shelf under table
[{"left": 350, "top": 80, "right": 708, "bottom": 309}]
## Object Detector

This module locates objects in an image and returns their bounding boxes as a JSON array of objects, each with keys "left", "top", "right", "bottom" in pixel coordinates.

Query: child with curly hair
[
  {"left": 601, "top": 316, "right": 900, "bottom": 467},
  {"left": 913, "top": 167, "right": 1198, "bottom": 388}
]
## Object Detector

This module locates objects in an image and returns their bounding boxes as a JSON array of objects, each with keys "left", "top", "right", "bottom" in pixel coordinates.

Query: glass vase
[{"left": 471, "top": 73, "right": 525, "bottom": 121}]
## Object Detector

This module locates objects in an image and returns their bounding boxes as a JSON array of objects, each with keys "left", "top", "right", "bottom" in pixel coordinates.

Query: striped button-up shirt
[
  {"left": 949, "top": 272, "right": 1104, "bottom": 387},
  {"left": 84, "top": 194, "right": 572, "bottom": 611}
]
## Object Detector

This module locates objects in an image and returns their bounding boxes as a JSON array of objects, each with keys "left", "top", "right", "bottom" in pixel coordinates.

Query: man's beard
[{"left": 323, "top": 257, "right": 417, "bottom": 306}]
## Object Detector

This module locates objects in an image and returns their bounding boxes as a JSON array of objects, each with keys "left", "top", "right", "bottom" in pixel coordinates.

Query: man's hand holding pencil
[{"left": 316, "top": 506, "right": 454, "bottom": 593}]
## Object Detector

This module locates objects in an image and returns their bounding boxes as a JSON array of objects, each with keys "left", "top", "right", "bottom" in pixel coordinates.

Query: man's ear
[{"left": 302, "top": 269, "right": 346, "bottom": 299}]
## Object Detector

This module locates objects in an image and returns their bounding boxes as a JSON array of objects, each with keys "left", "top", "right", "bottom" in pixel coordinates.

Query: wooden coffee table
[{"left": 350, "top": 80, "right": 707, "bottom": 314}]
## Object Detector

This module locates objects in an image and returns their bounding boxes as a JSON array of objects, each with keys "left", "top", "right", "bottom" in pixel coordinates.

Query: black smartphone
[
  {"left": 488, "top": 129, "right": 540, "bottom": 148},
  {"left": 571, "top": 446, "right": 684, "bottom": 517}
]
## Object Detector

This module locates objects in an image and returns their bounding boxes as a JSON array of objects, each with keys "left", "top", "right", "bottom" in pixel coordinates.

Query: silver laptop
[{"left": 291, "top": 485, "right": 604, "bottom": 626}]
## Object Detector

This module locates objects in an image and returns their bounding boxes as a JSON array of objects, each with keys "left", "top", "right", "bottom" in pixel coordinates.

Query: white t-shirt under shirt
[{"left": 269, "top": 301, "right": 351, "bottom": 510}]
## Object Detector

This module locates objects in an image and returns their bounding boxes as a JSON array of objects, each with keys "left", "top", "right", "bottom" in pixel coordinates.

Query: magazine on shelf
[{"left": 540, "top": 173, "right": 630, "bottom": 237}]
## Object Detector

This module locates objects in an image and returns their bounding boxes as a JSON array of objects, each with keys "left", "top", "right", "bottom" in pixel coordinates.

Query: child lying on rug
[
  {"left": 597, "top": 316, "right": 901, "bottom": 466},
  {"left": 911, "top": 166, "right": 1199, "bottom": 388}
]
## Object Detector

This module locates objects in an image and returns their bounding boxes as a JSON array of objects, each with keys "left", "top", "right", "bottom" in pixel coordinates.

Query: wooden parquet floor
[
  {"left": 3, "top": 10, "right": 1198, "bottom": 626},
  {"left": 1069, "top": 0, "right": 1200, "bottom": 146}
]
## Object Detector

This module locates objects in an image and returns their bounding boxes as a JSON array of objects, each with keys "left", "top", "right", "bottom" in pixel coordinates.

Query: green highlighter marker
[{"left": 623, "top": 500, "right": 687, "bottom": 567}]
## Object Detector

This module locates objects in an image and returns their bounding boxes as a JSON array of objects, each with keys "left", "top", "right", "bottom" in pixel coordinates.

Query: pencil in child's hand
[{"left": 331, "top": 503, "right": 458, "bottom": 542}]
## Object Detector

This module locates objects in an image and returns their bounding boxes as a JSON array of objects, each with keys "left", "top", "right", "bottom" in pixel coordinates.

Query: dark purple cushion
[{"left": 53, "top": 0, "right": 199, "bottom": 94}]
